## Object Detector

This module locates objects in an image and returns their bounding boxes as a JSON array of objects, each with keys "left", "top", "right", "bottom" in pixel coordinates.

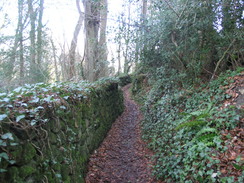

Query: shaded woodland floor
[{"left": 85, "top": 84, "right": 157, "bottom": 183}]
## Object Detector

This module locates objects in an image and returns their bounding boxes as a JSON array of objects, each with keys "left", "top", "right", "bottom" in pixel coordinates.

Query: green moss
[
  {"left": 21, "top": 143, "right": 36, "bottom": 164},
  {"left": 0, "top": 81, "right": 124, "bottom": 183},
  {"left": 8, "top": 145, "right": 22, "bottom": 166},
  {"left": 19, "top": 165, "right": 36, "bottom": 178},
  {"left": 61, "top": 164, "right": 70, "bottom": 181},
  {"left": 7, "top": 166, "right": 21, "bottom": 182},
  {"left": 52, "top": 163, "right": 61, "bottom": 172},
  {"left": 45, "top": 172, "right": 56, "bottom": 183},
  {"left": 49, "top": 132, "right": 58, "bottom": 144},
  {"left": 63, "top": 176, "right": 71, "bottom": 183}
]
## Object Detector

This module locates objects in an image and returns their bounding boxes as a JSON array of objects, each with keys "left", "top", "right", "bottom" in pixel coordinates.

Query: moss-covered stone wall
[
  {"left": 0, "top": 81, "right": 124, "bottom": 182},
  {"left": 118, "top": 75, "right": 132, "bottom": 86}
]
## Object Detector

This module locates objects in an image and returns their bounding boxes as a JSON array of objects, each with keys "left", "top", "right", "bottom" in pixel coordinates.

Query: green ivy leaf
[
  {"left": 55, "top": 174, "right": 62, "bottom": 178},
  {"left": 63, "top": 96, "right": 69, "bottom": 100},
  {"left": 34, "top": 106, "right": 44, "bottom": 112},
  {"left": 9, "top": 160, "right": 16, "bottom": 165},
  {"left": 16, "top": 115, "right": 25, "bottom": 122},
  {"left": 30, "top": 120, "right": 37, "bottom": 126},
  {"left": 0, "top": 169, "right": 7, "bottom": 173},
  {"left": 43, "top": 95, "right": 52, "bottom": 102},
  {"left": 1, "top": 133, "right": 14, "bottom": 140},
  {"left": 2, "top": 98, "right": 10, "bottom": 102},
  {"left": 236, "top": 155, "right": 242, "bottom": 162},
  {"left": 13, "top": 87, "right": 22, "bottom": 93},
  {"left": 10, "top": 142, "right": 18, "bottom": 146},
  {"left": 0, "top": 140, "right": 7, "bottom": 146},
  {"left": 0, "top": 114, "right": 7, "bottom": 121},
  {"left": 60, "top": 105, "right": 66, "bottom": 109},
  {"left": 0, "top": 93, "right": 7, "bottom": 97},
  {"left": 0, "top": 152, "right": 9, "bottom": 160},
  {"left": 233, "top": 163, "right": 244, "bottom": 170},
  {"left": 30, "top": 97, "right": 40, "bottom": 103}
]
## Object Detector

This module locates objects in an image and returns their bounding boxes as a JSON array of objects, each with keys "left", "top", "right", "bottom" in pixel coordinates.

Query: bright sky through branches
[
  {"left": 1, "top": 0, "right": 134, "bottom": 72},
  {"left": 44, "top": 0, "right": 124, "bottom": 47},
  {"left": 1, "top": 0, "right": 124, "bottom": 48}
]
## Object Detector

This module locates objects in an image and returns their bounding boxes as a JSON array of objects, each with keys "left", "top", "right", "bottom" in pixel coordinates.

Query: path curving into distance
[{"left": 85, "top": 84, "right": 157, "bottom": 183}]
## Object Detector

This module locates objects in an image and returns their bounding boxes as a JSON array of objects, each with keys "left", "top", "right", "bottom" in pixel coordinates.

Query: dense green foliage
[
  {"left": 136, "top": 69, "right": 243, "bottom": 182},
  {"left": 0, "top": 79, "right": 124, "bottom": 182},
  {"left": 129, "top": 1, "right": 243, "bottom": 181},
  {"left": 0, "top": 0, "right": 243, "bottom": 182},
  {"left": 131, "top": 0, "right": 243, "bottom": 82}
]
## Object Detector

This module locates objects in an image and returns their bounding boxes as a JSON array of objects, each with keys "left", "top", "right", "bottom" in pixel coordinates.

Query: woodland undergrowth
[{"left": 134, "top": 68, "right": 244, "bottom": 183}]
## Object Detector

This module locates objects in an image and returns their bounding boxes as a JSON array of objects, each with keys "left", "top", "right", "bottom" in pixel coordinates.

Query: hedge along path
[{"left": 85, "top": 84, "right": 158, "bottom": 183}]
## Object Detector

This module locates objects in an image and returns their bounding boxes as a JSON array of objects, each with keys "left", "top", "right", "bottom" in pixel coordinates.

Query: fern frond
[
  {"left": 175, "top": 120, "right": 207, "bottom": 131},
  {"left": 196, "top": 127, "right": 217, "bottom": 137},
  {"left": 191, "top": 127, "right": 219, "bottom": 147},
  {"left": 203, "top": 142, "right": 215, "bottom": 147},
  {"left": 196, "top": 133, "right": 217, "bottom": 143}
]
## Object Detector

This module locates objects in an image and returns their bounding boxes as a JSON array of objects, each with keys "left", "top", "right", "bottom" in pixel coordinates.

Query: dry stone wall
[{"left": 0, "top": 80, "right": 124, "bottom": 182}]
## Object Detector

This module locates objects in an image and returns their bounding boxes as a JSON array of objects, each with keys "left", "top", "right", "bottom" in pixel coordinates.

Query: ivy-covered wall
[{"left": 0, "top": 80, "right": 124, "bottom": 182}]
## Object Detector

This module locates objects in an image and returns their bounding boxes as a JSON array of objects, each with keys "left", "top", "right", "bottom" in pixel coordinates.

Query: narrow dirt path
[{"left": 85, "top": 84, "right": 156, "bottom": 183}]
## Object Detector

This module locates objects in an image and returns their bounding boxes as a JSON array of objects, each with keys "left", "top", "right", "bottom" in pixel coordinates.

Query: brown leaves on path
[{"left": 85, "top": 84, "right": 157, "bottom": 183}]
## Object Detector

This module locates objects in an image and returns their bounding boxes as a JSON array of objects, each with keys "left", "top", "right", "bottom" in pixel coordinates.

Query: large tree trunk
[
  {"left": 142, "top": 0, "right": 147, "bottom": 17},
  {"left": 19, "top": 0, "right": 24, "bottom": 84},
  {"left": 123, "top": 4, "right": 131, "bottom": 74},
  {"left": 68, "top": 0, "right": 84, "bottom": 80},
  {"left": 117, "top": 43, "right": 122, "bottom": 75},
  {"left": 135, "top": 0, "right": 148, "bottom": 66},
  {"left": 28, "top": 0, "right": 36, "bottom": 81},
  {"left": 51, "top": 39, "right": 59, "bottom": 81},
  {"left": 9, "top": 0, "right": 23, "bottom": 82},
  {"left": 37, "top": 0, "right": 44, "bottom": 65},
  {"left": 83, "top": 0, "right": 99, "bottom": 82},
  {"left": 96, "top": 0, "right": 108, "bottom": 78}
]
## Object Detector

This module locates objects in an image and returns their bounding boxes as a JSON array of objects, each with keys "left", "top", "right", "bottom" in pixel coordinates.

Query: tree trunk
[
  {"left": 28, "top": 0, "right": 37, "bottom": 83},
  {"left": 117, "top": 43, "right": 122, "bottom": 75},
  {"left": 68, "top": 0, "right": 84, "bottom": 80},
  {"left": 19, "top": 0, "right": 24, "bottom": 84},
  {"left": 123, "top": 4, "right": 131, "bottom": 74},
  {"left": 9, "top": 0, "right": 23, "bottom": 81},
  {"left": 51, "top": 39, "right": 59, "bottom": 81},
  {"left": 96, "top": 0, "right": 108, "bottom": 78},
  {"left": 37, "top": 0, "right": 44, "bottom": 65},
  {"left": 83, "top": 0, "right": 99, "bottom": 82},
  {"left": 142, "top": 0, "right": 147, "bottom": 18}
]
